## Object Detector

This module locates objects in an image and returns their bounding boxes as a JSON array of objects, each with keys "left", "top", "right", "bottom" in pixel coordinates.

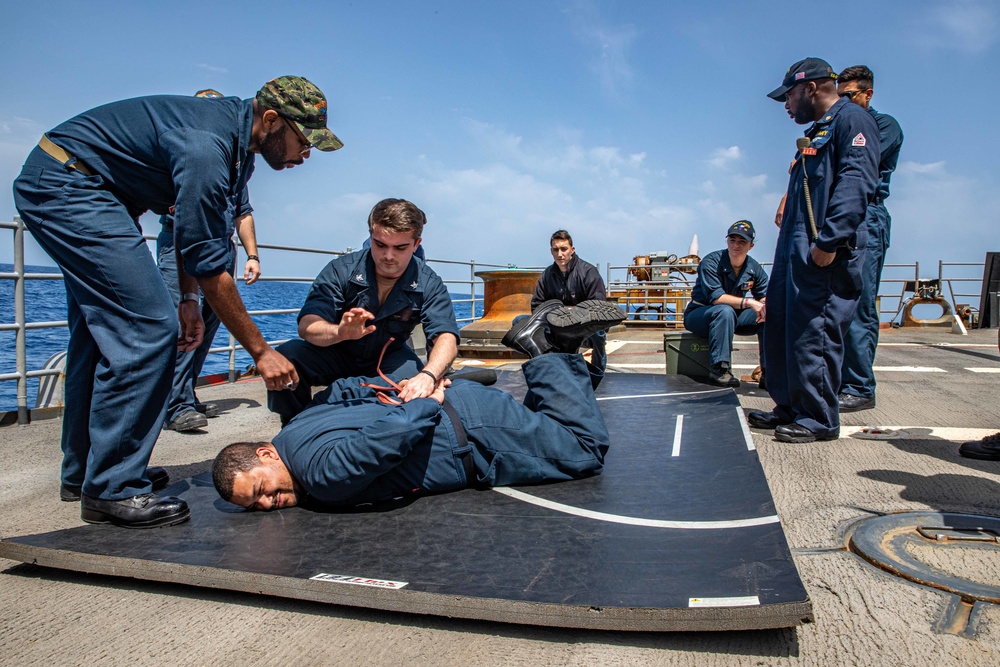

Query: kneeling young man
[
  {"left": 683, "top": 220, "right": 768, "bottom": 387},
  {"left": 213, "top": 301, "right": 625, "bottom": 509},
  {"left": 267, "top": 198, "right": 460, "bottom": 425}
]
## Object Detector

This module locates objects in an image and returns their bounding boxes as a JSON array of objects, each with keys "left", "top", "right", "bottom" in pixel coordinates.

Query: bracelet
[
  {"left": 246, "top": 254, "right": 259, "bottom": 261},
  {"left": 180, "top": 292, "right": 200, "bottom": 303},
  {"left": 741, "top": 297, "right": 747, "bottom": 309},
  {"left": 419, "top": 369, "right": 438, "bottom": 383}
]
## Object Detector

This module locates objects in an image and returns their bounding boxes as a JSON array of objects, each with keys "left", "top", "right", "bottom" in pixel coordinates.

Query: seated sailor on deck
[
  {"left": 683, "top": 220, "right": 768, "bottom": 388},
  {"left": 213, "top": 301, "right": 626, "bottom": 509},
  {"left": 267, "top": 198, "right": 460, "bottom": 426}
]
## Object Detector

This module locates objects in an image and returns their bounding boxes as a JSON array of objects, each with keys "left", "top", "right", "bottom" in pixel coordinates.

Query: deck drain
[{"left": 848, "top": 511, "right": 1000, "bottom": 603}]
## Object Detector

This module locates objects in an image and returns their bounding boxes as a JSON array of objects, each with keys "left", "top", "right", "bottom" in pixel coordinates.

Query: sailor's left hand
[
  {"left": 177, "top": 301, "right": 205, "bottom": 352},
  {"left": 810, "top": 245, "right": 836, "bottom": 268},
  {"left": 398, "top": 370, "right": 439, "bottom": 403}
]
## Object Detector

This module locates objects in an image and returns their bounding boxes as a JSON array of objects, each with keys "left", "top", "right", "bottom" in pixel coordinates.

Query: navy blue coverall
[
  {"left": 840, "top": 107, "right": 904, "bottom": 400},
  {"left": 764, "top": 98, "right": 880, "bottom": 437},
  {"left": 156, "top": 183, "right": 251, "bottom": 424},
  {"left": 273, "top": 353, "right": 609, "bottom": 506},
  {"left": 683, "top": 249, "right": 769, "bottom": 369},
  {"left": 12, "top": 95, "right": 256, "bottom": 500},
  {"left": 530, "top": 255, "right": 609, "bottom": 379},
  {"left": 267, "top": 248, "right": 461, "bottom": 424}
]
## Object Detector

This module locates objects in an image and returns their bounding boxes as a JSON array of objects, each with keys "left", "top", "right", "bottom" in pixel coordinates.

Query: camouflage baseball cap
[{"left": 256, "top": 75, "right": 343, "bottom": 152}]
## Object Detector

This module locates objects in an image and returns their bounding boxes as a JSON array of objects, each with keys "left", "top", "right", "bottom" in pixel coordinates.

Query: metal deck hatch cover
[
  {"left": 849, "top": 510, "right": 1000, "bottom": 603},
  {"left": 0, "top": 372, "right": 812, "bottom": 631}
]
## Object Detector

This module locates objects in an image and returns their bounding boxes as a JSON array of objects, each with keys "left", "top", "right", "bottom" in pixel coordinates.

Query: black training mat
[{"left": 0, "top": 373, "right": 812, "bottom": 631}]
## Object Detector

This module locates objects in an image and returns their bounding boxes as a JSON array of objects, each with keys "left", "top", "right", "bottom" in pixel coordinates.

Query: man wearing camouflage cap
[{"left": 12, "top": 75, "right": 342, "bottom": 528}]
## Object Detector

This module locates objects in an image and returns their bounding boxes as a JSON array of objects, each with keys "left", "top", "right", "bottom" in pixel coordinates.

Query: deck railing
[
  {"left": 2, "top": 215, "right": 992, "bottom": 424},
  {"left": 605, "top": 257, "right": 986, "bottom": 328}
]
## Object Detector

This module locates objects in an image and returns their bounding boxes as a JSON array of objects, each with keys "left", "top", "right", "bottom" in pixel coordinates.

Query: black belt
[{"left": 441, "top": 399, "right": 479, "bottom": 488}]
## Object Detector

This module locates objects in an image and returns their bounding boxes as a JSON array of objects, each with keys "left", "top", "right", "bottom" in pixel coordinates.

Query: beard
[{"left": 259, "top": 123, "right": 295, "bottom": 170}]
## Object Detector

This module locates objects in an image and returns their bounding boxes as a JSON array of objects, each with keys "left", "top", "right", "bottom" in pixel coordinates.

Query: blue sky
[{"left": 1, "top": 0, "right": 997, "bottom": 286}]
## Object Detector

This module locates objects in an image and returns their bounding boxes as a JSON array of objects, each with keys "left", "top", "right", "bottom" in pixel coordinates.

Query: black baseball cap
[
  {"left": 727, "top": 220, "right": 755, "bottom": 242},
  {"left": 767, "top": 57, "right": 838, "bottom": 102}
]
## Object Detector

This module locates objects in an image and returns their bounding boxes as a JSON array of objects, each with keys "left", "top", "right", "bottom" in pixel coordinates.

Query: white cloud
[
  {"left": 707, "top": 146, "right": 743, "bottom": 168},
  {"left": 911, "top": 1, "right": 998, "bottom": 53},
  {"left": 568, "top": 1, "right": 637, "bottom": 100},
  {"left": 196, "top": 63, "right": 229, "bottom": 75},
  {"left": 886, "top": 160, "right": 997, "bottom": 269},
  {"left": 896, "top": 160, "right": 946, "bottom": 175}
]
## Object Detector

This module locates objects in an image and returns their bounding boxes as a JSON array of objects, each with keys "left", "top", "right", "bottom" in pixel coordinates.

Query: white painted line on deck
[
  {"left": 493, "top": 487, "right": 781, "bottom": 530},
  {"left": 607, "top": 340, "right": 668, "bottom": 345},
  {"left": 737, "top": 406, "right": 757, "bottom": 451},
  {"left": 671, "top": 415, "right": 684, "bottom": 457},
  {"left": 604, "top": 341, "right": 629, "bottom": 354},
  {"left": 597, "top": 388, "right": 730, "bottom": 402},
  {"left": 609, "top": 363, "right": 666, "bottom": 369},
  {"left": 872, "top": 366, "right": 946, "bottom": 373},
  {"left": 878, "top": 342, "right": 997, "bottom": 348},
  {"left": 966, "top": 367, "right": 1000, "bottom": 373},
  {"left": 841, "top": 425, "right": 998, "bottom": 442}
]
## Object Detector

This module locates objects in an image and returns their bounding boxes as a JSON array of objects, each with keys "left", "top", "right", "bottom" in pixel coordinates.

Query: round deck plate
[{"left": 849, "top": 511, "right": 1000, "bottom": 602}]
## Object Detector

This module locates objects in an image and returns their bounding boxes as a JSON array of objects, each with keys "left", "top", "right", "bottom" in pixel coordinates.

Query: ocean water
[{"left": 0, "top": 264, "right": 482, "bottom": 411}]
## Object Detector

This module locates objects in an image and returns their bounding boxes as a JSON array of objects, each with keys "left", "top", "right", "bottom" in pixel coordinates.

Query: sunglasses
[
  {"left": 282, "top": 116, "right": 313, "bottom": 155},
  {"left": 838, "top": 89, "right": 867, "bottom": 100}
]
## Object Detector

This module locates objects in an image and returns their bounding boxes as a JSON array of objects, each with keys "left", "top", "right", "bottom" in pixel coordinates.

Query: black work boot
[
  {"left": 546, "top": 300, "right": 626, "bottom": 352},
  {"left": 709, "top": 362, "right": 740, "bottom": 388},
  {"left": 501, "top": 300, "right": 564, "bottom": 358}
]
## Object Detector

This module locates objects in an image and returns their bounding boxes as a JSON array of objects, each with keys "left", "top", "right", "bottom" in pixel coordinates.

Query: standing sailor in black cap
[
  {"left": 747, "top": 58, "right": 880, "bottom": 443},
  {"left": 683, "top": 220, "right": 768, "bottom": 387}
]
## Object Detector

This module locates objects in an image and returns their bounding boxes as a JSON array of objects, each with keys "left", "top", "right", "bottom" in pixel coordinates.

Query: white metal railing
[
  {"left": 1, "top": 216, "right": 505, "bottom": 424},
  {"left": 604, "top": 256, "right": 986, "bottom": 328}
]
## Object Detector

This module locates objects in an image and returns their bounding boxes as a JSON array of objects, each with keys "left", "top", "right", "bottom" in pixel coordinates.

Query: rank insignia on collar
[
  {"left": 852, "top": 133, "right": 867, "bottom": 147},
  {"left": 410, "top": 281, "right": 419, "bottom": 289}
]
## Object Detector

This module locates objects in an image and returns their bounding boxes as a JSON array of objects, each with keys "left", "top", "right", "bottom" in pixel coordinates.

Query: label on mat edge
[
  {"left": 688, "top": 595, "right": 760, "bottom": 607},
  {"left": 310, "top": 573, "right": 409, "bottom": 589}
]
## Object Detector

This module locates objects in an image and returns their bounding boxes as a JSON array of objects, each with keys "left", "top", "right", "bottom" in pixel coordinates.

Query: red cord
[{"left": 360, "top": 337, "right": 404, "bottom": 405}]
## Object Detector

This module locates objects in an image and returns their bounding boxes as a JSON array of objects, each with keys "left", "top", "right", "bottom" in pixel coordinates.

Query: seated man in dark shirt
[
  {"left": 212, "top": 301, "right": 626, "bottom": 510},
  {"left": 530, "top": 230, "right": 610, "bottom": 385},
  {"left": 683, "top": 220, "right": 768, "bottom": 387},
  {"left": 267, "top": 199, "right": 460, "bottom": 425}
]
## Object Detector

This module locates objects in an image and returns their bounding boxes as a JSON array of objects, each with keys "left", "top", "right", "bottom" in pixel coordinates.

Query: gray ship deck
[{"left": 1, "top": 326, "right": 999, "bottom": 664}]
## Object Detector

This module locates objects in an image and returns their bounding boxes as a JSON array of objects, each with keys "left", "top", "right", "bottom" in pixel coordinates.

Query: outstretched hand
[{"left": 338, "top": 308, "right": 376, "bottom": 341}]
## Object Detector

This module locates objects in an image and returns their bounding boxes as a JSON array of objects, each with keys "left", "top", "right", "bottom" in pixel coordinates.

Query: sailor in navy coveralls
[
  {"left": 267, "top": 199, "right": 460, "bottom": 425},
  {"left": 748, "top": 58, "right": 880, "bottom": 443},
  {"left": 683, "top": 220, "right": 768, "bottom": 388},
  {"left": 835, "top": 65, "right": 904, "bottom": 413},
  {"left": 212, "top": 305, "right": 626, "bottom": 510},
  {"left": 12, "top": 76, "right": 342, "bottom": 527}
]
